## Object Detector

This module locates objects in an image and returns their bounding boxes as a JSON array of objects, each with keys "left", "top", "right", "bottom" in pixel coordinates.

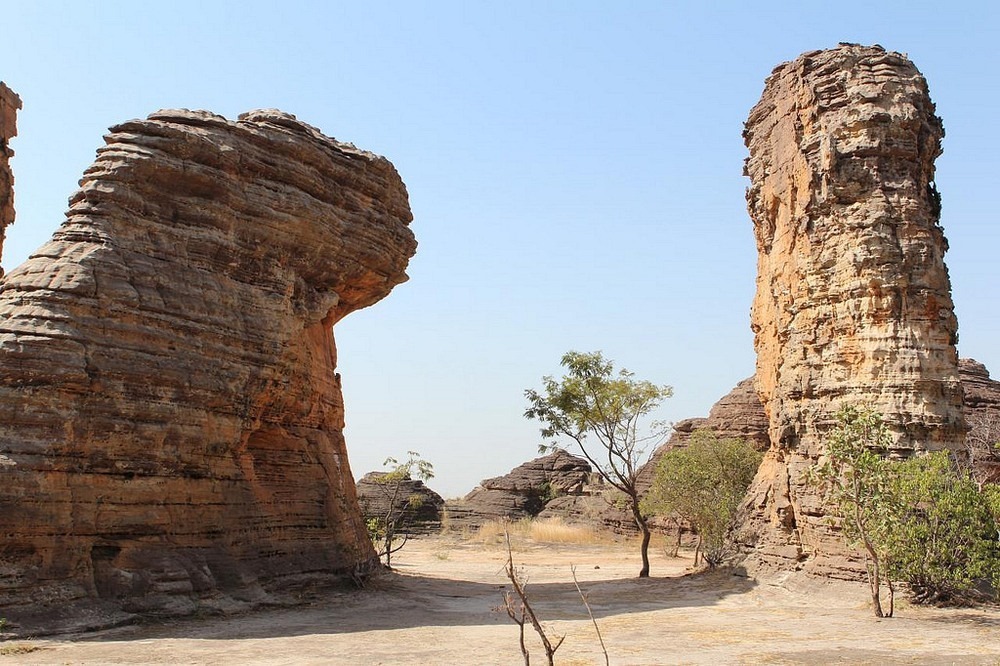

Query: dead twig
[
  {"left": 497, "top": 519, "right": 564, "bottom": 666},
  {"left": 571, "top": 564, "right": 609, "bottom": 666}
]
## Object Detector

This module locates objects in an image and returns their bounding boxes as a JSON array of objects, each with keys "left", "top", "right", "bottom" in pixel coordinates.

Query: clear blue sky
[{"left": 4, "top": 2, "right": 998, "bottom": 497}]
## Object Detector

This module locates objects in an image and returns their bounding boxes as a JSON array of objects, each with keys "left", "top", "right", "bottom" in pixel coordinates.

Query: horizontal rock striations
[
  {"left": 0, "top": 109, "right": 416, "bottom": 629},
  {"left": 961, "top": 359, "right": 1000, "bottom": 484},
  {"left": 357, "top": 471, "right": 446, "bottom": 534},
  {"left": 0, "top": 81, "right": 20, "bottom": 277},
  {"left": 446, "top": 450, "right": 601, "bottom": 528},
  {"left": 740, "top": 44, "right": 964, "bottom": 576}
]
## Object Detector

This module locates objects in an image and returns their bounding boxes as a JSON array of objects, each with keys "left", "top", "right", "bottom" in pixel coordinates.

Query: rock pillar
[
  {"left": 0, "top": 81, "right": 21, "bottom": 276},
  {"left": 739, "top": 44, "right": 965, "bottom": 576}
]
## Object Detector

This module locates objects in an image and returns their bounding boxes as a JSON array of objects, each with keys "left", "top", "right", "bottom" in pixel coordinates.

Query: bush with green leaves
[
  {"left": 808, "top": 405, "right": 897, "bottom": 616},
  {"left": 881, "top": 452, "right": 1000, "bottom": 605},
  {"left": 811, "top": 405, "right": 1000, "bottom": 617},
  {"left": 642, "top": 430, "right": 762, "bottom": 568}
]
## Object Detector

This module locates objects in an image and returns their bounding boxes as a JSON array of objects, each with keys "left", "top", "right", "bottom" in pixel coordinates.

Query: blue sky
[{"left": 4, "top": 2, "right": 998, "bottom": 497}]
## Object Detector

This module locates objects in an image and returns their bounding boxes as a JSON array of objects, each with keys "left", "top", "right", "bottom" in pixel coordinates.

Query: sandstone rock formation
[
  {"left": 637, "top": 377, "right": 771, "bottom": 493},
  {"left": 446, "top": 450, "right": 601, "bottom": 528},
  {"left": 740, "top": 44, "right": 964, "bottom": 576},
  {"left": 961, "top": 358, "right": 1000, "bottom": 484},
  {"left": 356, "top": 471, "right": 445, "bottom": 534},
  {"left": 0, "top": 108, "right": 416, "bottom": 631},
  {"left": 0, "top": 81, "right": 20, "bottom": 277}
]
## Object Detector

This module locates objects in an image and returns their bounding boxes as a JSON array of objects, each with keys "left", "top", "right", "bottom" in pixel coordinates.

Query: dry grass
[
  {"left": 0, "top": 644, "right": 42, "bottom": 656},
  {"left": 474, "top": 517, "right": 611, "bottom": 546}
]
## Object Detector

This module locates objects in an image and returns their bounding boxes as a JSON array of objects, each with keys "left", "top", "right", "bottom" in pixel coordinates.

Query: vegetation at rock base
[
  {"left": 524, "top": 350, "right": 672, "bottom": 577},
  {"left": 361, "top": 451, "right": 434, "bottom": 569},
  {"left": 883, "top": 452, "right": 1000, "bottom": 605},
  {"left": 643, "top": 430, "right": 762, "bottom": 568},
  {"left": 810, "top": 406, "right": 1000, "bottom": 617},
  {"left": 476, "top": 516, "right": 608, "bottom": 546}
]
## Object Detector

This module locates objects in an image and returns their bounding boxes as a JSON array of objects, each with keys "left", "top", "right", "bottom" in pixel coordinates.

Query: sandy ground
[{"left": 3, "top": 534, "right": 1000, "bottom": 665}]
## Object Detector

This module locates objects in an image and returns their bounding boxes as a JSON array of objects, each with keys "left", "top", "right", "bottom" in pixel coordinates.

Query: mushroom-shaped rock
[{"left": 0, "top": 109, "right": 416, "bottom": 631}]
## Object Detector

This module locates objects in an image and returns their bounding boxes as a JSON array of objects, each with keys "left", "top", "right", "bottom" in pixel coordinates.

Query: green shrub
[
  {"left": 643, "top": 430, "right": 762, "bottom": 568},
  {"left": 811, "top": 406, "right": 1000, "bottom": 615},
  {"left": 881, "top": 452, "right": 1000, "bottom": 604}
]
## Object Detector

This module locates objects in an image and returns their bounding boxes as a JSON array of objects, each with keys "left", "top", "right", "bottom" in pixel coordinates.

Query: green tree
[
  {"left": 809, "top": 405, "right": 897, "bottom": 617},
  {"left": 362, "top": 451, "right": 434, "bottom": 569},
  {"left": 524, "top": 350, "right": 672, "bottom": 577},
  {"left": 811, "top": 406, "right": 1000, "bottom": 616},
  {"left": 643, "top": 430, "right": 762, "bottom": 568}
]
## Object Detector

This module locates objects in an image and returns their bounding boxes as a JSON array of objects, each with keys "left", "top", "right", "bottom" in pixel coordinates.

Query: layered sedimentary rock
[
  {"left": 356, "top": 472, "right": 445, "bottom": 534},
  {"left": 445, "top": 451, "right": 600, "bottom": 528},
  {"left": 0, "top": 82, "right": 21, "bottom": 276},
  {"left": 638, "top": 362, "right": 997, "bottom": 522},
  {"left": 961, "top": 359, "right": 1000, "bottom": 483},
  {"left": 0, "top": 109, "right": 416, "bottom": 629},
  {"left": 637, "top": 377, "right": 771, "bottom": 493},
  {"left": 740, "top": 44, "right": 964, "bottom": 576}
]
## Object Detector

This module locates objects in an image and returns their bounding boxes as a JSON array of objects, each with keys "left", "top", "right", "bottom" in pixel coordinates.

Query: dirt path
[{"left": 4, "top": 535, "right": 1000, "bottom": 664}]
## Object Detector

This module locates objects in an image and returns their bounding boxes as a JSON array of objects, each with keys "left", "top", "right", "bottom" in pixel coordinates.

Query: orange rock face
[
  {"left": 0, "top": 109, "right": 416, "bottom": 627},
  {"left": 0, "top": 81, "right": 20, "bottom": 277},
  {"left": 740, "top": 45, "right": 964, "bottom": 576}
]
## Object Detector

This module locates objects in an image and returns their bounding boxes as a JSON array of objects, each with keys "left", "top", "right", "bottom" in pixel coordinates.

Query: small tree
[
  {"left": 362, "top": 451, "right": 434, "bottom": 569},
  {"left": 496, "top": 521, "right": 565, "bottom": 666},
  {"left": 643, "top": 430, "right": 762, "bottom": 568},
  {"left": 809, "top": 405, "right": 896, "bottom": 617},
  {"left": 812, "top": 406, "right": 1000, "bottom": 616},
  {"left": 525, "top": 350, "right": 672, "bottom": 577}
]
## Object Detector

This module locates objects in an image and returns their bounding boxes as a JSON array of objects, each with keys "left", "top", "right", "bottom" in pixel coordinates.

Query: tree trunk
[
  {"left": 867, "top": 552, "right": 884, "bottom": 618},
  {"left": 384, "top": 529, "right": 393, "bottom": 569},
  {"left": 635, "top": 511, "right": 651, "bottom": 578}
]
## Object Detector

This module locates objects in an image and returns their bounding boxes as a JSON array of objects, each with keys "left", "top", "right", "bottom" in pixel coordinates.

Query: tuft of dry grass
[
  {"left": 0, "top": 644, "right": 42, "bottom": 656},
  {"left": 475, "top": 517, "right": 610, "bottom": 546}
]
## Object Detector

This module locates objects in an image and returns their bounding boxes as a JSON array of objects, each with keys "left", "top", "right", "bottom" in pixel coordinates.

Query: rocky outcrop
[
  {"left": 740, "top": 44, "right": 964, "bottom": 577},
  {"left": 356, "top": 472, "right": 445, "bottom": 534},
  {"left": 0, "top": 109, "right": 416, "bottom": 631},
  {"left": 625, "top": 357, "right": 992, "bottom": 544},
  {"left": 0, "top": 82, "right": 20, "bottom": 276},
  {"left": 446, "top": 450, "right": 600, "bottom": 528},
  {"left": 638, "top": 377, "right": 771, "bottom": 493},
  {"left": 961, "top": 359, "right": 1000, "bottom": 483}
]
